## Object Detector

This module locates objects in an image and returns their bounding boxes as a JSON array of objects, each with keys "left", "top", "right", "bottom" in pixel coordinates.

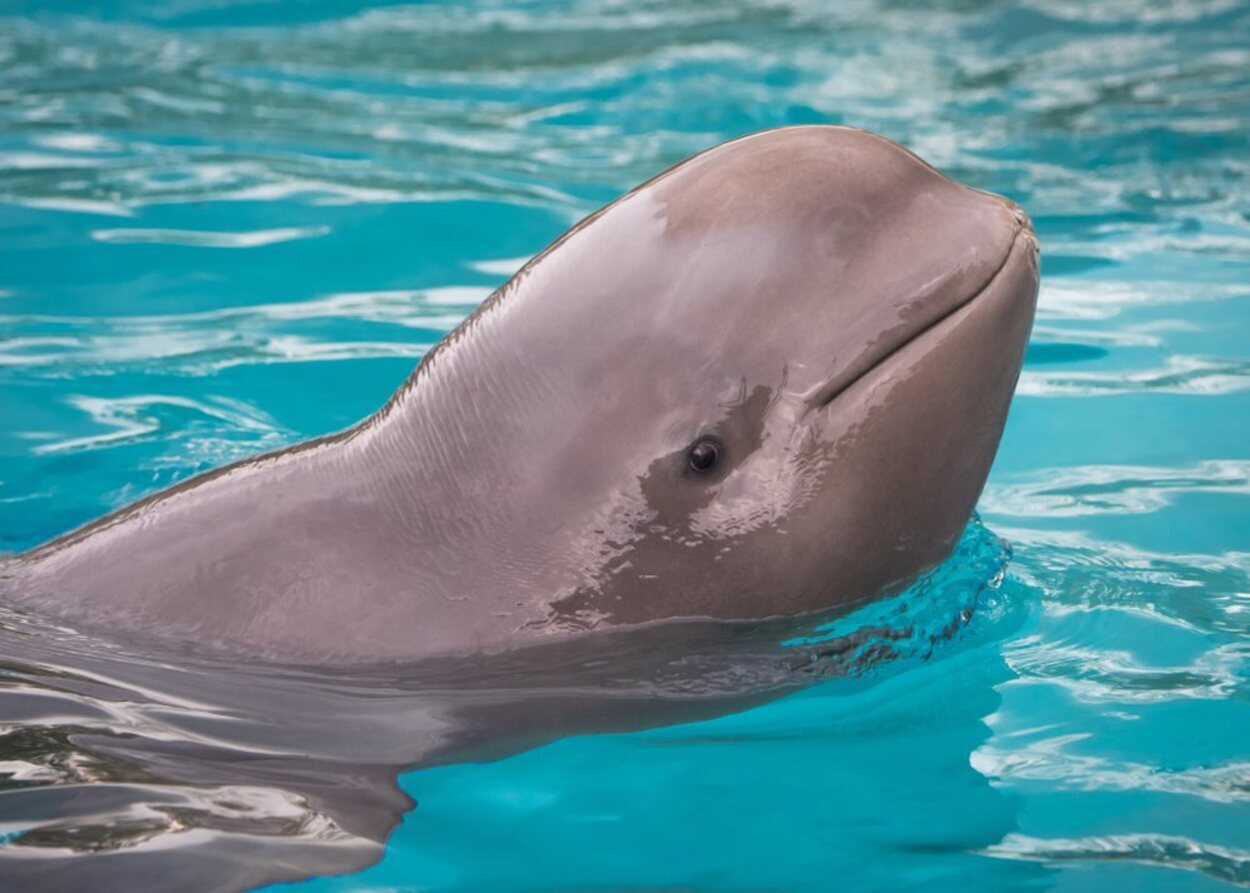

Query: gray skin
[{"left": 4, "top": 126, "right": 1039, "bottom": 664}]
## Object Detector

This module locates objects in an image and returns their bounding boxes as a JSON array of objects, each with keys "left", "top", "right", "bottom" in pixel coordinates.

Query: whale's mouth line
[{"left": 808, "top": 224, "right": 1031, "bottom": 413}]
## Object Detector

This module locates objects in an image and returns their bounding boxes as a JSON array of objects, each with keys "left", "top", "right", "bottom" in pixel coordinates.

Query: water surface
[{"left": 1, "top": 0, "right": 1248, "bottom": 890}]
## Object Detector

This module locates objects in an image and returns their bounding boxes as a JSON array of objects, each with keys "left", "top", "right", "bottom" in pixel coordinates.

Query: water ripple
[
  {"left": 973, "top": 743, "right": 1250, "bottom": 803},
  {"left": 91, "top": 225, "right": 330, "bottom": 247},
  {"left": 1019, "top": 355, "right": 1250, "bottom": 397},
  {"left": 29, "top": 394, "right": 286, "bottom": 457},
  {"left": 985, "top": 833, "right": 1250, "bottom": 885},
  {"left": 984, "top": 460, "right": 1250, "bottom": 517}
]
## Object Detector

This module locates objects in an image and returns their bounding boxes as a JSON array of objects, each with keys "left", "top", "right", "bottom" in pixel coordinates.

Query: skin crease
[{"left": 2, "top": 126, "right": 1040, "bottom": 664}]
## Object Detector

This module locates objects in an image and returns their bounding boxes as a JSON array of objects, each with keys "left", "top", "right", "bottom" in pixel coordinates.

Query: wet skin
[{"left": 3, "top": 126, "right": 1040, "bottom": 663}]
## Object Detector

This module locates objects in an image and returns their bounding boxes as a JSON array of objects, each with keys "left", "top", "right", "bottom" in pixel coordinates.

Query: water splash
[{"left": 784, "top": 516, "right": 1017, "bottom": 677}]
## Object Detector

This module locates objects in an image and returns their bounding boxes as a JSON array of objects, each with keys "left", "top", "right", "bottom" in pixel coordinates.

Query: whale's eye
[{"left": 687, "top": 436, "right": 722, "bottom": 474}]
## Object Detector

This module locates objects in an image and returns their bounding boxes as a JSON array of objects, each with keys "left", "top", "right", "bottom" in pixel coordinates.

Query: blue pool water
[{"left": 2, "top": 0, "right": 1249, "bottom": 890}]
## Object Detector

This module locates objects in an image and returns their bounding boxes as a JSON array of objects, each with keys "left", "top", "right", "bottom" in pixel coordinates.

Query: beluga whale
[{"left": 4, "top": 126, "right": 1039, "bottom": 664}]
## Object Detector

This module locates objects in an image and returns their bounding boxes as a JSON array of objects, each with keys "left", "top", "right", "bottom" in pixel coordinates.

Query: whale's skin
[{"left": 3, "top": 126, "right": 1039, "bottom": 663}]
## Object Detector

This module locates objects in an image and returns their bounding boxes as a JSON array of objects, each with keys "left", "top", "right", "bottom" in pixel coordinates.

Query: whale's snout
[
  {"left": 796, "top": 163, "right": 1039, "bottom": 611},
  {"left": 793, "top": 139, "right": 1040, "bottom": 414}
]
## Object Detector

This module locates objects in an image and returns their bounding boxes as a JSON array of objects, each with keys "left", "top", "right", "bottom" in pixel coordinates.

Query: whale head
[
  {"left": 12, "top": 126, "right": 1038, "bottom": 662},
  {"left": 403, "top": 125, "right": 1039, "bottom": 635}
]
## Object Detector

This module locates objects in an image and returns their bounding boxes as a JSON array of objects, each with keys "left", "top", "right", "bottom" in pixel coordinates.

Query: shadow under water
[{"left": 0, "top": 519, "right": 1011, "bottom": 891}]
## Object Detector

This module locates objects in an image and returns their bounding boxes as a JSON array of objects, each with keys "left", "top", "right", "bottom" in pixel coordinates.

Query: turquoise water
[{"left": 2, "top": 0, "right": 1249, "bottom": 890}]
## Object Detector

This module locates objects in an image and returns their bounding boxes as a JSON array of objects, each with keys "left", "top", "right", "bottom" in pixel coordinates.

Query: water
[{"left": 1, "top": 0, "right": 1248, "bottom": 889}]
